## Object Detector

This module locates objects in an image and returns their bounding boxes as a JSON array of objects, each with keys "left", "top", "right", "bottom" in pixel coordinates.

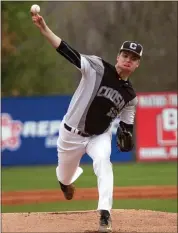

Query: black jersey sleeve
[
  {"left": 56, "top": 40, "right": 81, "bottom": 69},
  {"left": 56, "top": 41, "right": 104, "bottom": 76}
]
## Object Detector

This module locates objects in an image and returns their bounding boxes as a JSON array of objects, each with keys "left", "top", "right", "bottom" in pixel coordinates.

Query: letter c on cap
[{"left": 130, "top": 43, "right": 137, "bottom": 50}]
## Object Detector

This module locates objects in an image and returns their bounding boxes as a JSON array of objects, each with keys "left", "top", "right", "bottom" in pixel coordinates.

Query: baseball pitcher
[{"left": 32, "top": 13, "right": 143, "bottom": 233}]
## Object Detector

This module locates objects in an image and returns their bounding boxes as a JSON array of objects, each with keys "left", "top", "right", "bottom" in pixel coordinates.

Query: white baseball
[{"left": 30, "top": 4, "right": 40, "bottom": 14}]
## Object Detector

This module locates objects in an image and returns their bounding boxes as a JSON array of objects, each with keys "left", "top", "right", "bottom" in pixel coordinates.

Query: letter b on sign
[
  {"left": 162, "top": 108, "right": 177, "bottom": 131},
  {"left": 157, "top": 108, "right": 177, "bottom": 146}
]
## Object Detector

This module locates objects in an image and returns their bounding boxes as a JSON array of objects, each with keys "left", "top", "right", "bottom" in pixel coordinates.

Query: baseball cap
[{"left": 120, "top": 41, "right": 143, "bottom": 58}]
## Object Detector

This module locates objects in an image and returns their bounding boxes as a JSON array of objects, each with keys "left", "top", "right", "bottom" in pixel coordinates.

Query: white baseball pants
[{"left": 56, "top": 121, "right": 113, "bottom": 212}]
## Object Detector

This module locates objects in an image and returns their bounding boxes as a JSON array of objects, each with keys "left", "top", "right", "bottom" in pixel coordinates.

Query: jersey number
[{"left": 107, "top": 107, "right": 117, "bottom": 119}]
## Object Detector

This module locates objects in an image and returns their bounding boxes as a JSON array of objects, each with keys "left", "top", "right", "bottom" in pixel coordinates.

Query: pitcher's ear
[{"left": 136, "top": 60, "right": 140, "bottom": 67}]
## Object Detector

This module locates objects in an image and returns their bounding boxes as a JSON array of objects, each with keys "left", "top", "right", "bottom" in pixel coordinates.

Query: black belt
[{"left": 64, "top": 123, "right": 90, "bottom": 137}]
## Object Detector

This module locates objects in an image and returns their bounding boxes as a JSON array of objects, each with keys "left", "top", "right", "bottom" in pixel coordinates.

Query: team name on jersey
[{"left": 97, "top": 86, "right": 125, "bottom": 110}]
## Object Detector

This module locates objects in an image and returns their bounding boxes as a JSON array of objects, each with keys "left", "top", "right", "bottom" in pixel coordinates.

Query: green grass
[
  {"left": 2, "top": 199, "right": 177, "bottom": 213},
  {"left": 2, "top": 162, "right": 177, "bottom": 214},
  {"left": 2, "top": 162, "right": 177, "bottom": 192}
]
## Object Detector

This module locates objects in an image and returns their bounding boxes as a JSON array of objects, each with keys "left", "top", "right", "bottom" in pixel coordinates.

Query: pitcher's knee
[
  {"left": 93, "top": 155, "right": 112, "bottom": 175},
  {"left": 94, "top": 151, "right": 111, "bottom": 163}
]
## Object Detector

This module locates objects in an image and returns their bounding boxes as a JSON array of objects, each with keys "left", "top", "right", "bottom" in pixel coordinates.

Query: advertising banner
[
  {"left": 136, "top": 92, "right": 177, "bottom": 161},
  {"left": 1, "top": 96, "right": 133, "bottom": 166}
]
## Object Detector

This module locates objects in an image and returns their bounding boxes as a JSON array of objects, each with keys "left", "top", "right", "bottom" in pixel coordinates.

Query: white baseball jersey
[{"left": 56, "top": 41, "right": 138, "bottom": 135}]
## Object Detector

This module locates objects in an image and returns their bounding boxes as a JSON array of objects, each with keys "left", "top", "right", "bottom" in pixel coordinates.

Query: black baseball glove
[{"left": 116, "top": 121, "right": 134, "bottom": 152}]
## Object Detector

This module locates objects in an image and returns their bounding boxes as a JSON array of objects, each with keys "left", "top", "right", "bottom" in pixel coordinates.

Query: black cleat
[
  {"left": 98, "top": 210, "right": 112, "bottom": 233},
  {"left": 59, "top": 181, "right": 75, "bottom": 200}
]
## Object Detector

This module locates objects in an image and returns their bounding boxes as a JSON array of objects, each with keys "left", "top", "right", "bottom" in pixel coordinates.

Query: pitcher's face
[{"left": 116, "top": 51, "right": 140, "bottom": 73}]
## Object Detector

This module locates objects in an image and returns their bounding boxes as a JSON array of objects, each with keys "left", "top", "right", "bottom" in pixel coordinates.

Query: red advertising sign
[{"left": 136, "top": 92, "right": 177, "bottom": 161}]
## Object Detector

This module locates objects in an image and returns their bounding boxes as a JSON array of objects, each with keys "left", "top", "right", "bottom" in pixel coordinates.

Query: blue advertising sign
[{"left": 1, "top": 96, "right": 133, "bottom": 166}]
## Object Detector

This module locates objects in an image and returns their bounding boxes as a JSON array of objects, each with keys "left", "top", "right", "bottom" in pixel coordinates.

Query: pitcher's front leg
[
  {"left": 87, "top": 132, "right": 113, "bottom": 211},
  {"left": 86, "top": 132, "right": 113, "bottom": 232}
]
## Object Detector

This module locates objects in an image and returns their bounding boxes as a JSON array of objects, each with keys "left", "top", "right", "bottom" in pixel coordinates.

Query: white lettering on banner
[
  {"left": 49, "top": 121, "right": 61, "bottom": 135},
  {"left": 169, "top": 147, "right": 177, "bottom": 158},
  {"left": 22, "top": 120, "right": 61, "bottom": 137},
  {"left": 22, "top": 121, "right": 37, "bottom": 137},
  {"left": 168, "top": 94, "right": 177, "bottom": 106},
  {"left": 138, "top": 95, "right": 167, "bottom": 107},
  {"left": 1, "top": 112, "right": 62, "bottom": 151},
  {"left": 139, "top": 147, "right": 177, "bottom": 159},
  {"left": 45, "top": 136, "right": 58, "bottom": 148},
  {"left": 140, "top": 148, "right": 167, "bottom": 158},
  {"left": 37, "top": 121, "right": 49, "bottom": 137}
]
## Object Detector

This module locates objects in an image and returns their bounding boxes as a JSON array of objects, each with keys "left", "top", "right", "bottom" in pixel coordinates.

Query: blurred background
[
  {"left": 2, "top": 1, "right": 177, "bottom": 96},
  {"left": 1, "top": 1, "right": 177, "bottom": 214}
]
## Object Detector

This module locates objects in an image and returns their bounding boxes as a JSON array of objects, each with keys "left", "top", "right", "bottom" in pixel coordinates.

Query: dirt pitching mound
[{"left": 2, "top": 209, "right": 177, "bottom": 232}]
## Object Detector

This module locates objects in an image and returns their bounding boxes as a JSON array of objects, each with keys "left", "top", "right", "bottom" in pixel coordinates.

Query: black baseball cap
[{"left": 120, "top": 41, "right": 143, "bottom": 58}]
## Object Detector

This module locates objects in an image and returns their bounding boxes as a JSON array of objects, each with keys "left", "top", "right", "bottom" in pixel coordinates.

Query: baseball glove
[{"left": 116, "top": 122, "right": 134, "bottom": 152}]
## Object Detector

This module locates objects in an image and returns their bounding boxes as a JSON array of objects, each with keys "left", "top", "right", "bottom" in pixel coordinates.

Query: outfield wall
[
  {"left": 1, "top": 95, "right": 133, "bottom": 166},
  {"left": 2, "top": 93, "right": 177, "bottom": 166}
]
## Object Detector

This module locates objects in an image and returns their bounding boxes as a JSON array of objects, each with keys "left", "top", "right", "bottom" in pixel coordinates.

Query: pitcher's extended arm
[{"left": 32, "top": 13, "right": 82, "bottom": 69}]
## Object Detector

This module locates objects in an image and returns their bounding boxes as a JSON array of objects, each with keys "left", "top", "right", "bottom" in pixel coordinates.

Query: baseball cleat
[
  {"left": 59, "top": 181, "right": 75, "bottom": 200},
  {"left": 98, "top": 210, "right": 112, "bottom": 233}
]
